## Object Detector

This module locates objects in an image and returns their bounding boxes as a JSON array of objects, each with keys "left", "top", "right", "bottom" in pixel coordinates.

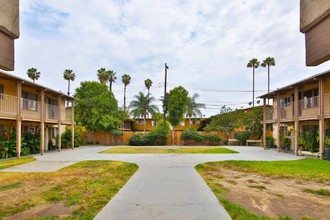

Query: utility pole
[{"left": 163, "top": 63, "right": 169, "bottom": 131}]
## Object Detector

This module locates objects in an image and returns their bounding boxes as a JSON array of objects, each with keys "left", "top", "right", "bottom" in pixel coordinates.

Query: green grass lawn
[
  {"left": 198, "top": 158, "right": 330, "bottom": 181},
  {"left": 0, "top": 160, "right": 138, "bottom": 219},
  {"left": 101, "top": 147, "right": 238, "bottom": 154},
  {"left": 196, "top": 158, "right": 330, "bottom": 220},
  {"left": 0, "top": 157, "right": 36, "bottom": 170}
]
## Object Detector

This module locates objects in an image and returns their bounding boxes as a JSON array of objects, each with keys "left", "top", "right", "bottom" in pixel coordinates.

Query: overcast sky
[{"left": 11, "top": 0, "right": 330, "bottom": 117}]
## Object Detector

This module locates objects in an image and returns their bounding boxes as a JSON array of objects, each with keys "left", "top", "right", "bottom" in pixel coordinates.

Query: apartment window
[
  {"left": 280, "top": 96, "right": 291, "bottom": 107},
  {"left": 151, "top": 121, "right": 158, "bottom": 127},
  {"left": 21, "top": 91, "right": 38, "bottom": 111},
  {"left": 135, "top": 120, "right": 145, "bottom": 125},
  {"left": 0, "top": 84, "right": 3, "bottom": 99},
  {"left": 303, "top": 88, "right": 319, "bottom": 108}
]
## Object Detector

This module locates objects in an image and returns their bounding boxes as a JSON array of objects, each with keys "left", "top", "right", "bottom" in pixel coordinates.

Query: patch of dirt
[
  {"left": 220, "top": 169, "right": 330, "bottom": 220},
  {"left": 4, "top": 202, "right": 75, "bottom": 220}
]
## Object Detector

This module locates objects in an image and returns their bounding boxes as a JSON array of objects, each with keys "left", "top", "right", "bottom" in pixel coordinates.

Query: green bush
[
  {"left": 61, "top": 128, "right": 80, "bottom": 148},
  {"left": 203, "top": 134, "right": 222, "bottom": 146},
  {"left": 20, "top": 147, "right": 30, "bottom": 156},
  {"left": 0, "top": 130, "right": 17, "bottom": 158},
  {"left": 234, "top": 132, "right": 250, "bottom": 145},
  {"left": 128, "top": 133, "right": 147, "bottom": 146},
  {"left": 23, "top": 132, "right": 40, "bottom": 154},
  {"left": 181, "top": 128, "right": 221, "bottom": 146},
  {"left": 181, "top": 127, "right": 203, "bottom": 145}
]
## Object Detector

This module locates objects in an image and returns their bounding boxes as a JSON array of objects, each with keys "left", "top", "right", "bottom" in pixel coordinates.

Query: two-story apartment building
[
  {"left": 260, "top": 70, "right": 330, "bottom": 159},
  {"left": 0, "top": 70, "right": 75, "bottom": 158}
]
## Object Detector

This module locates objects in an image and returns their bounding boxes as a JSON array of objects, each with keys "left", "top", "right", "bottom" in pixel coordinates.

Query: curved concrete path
[{"left": 1, "top": 146, "right": 302, "bottom": 220}]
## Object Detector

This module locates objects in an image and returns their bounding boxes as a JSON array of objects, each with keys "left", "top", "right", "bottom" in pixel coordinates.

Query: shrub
[
  {"left": 61, "top": 127, "right": 81, "bottom": 148},
  {"left": 128, "top": 133, "right": 147, "bottom": 146},
  {"left": 203, "top": 134, "right": 222, "bottom": 146},
  {"left": 181, "top": 128, "right": 221, "bottom": 146},
  {"left": 181, "top": 127, "right": 203, "bottom": 145},
  {"left": 234, "top": 131, "right": 250, "bottom": 145}
]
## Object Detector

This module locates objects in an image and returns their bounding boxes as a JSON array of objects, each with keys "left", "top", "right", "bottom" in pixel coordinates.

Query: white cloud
[{"left": 11, "top": 0, "right": 330, "bottom": 116}]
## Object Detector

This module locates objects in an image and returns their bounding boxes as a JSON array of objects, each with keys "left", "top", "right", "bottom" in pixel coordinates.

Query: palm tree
[
  {"left": 129, "top": 92, "right": 159, "bottom": 132},
  {"left": 186, "top": 93, "right": 205, "bottom": 127},
  {"left": 27, "top": 68, "right": 40, "bottom": 83},
  {"left": 261, "top": 57, "right": 275, "bottom": 102},
  {"left": 107, "top": 70, "right": 117, "bottom": 91},
  {"left": 97, "top": 68, "right": 109, "bottom": 84},
  {"left": 247, "top": 58, "right": 260, "bottom": 107},
  {"left": 144, "top": 79, "right": 153, "bottom": 96},
  {"left": 122, "top": 74, "right": 131, "bottom": 109},
  {"left": 63, "top": 69, "right": 76, "bottom": 96}
]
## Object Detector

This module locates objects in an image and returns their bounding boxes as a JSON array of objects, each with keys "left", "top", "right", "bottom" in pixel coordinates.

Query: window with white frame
[{"left": 151, "top": 120, "right": 158, "bottom": 126}]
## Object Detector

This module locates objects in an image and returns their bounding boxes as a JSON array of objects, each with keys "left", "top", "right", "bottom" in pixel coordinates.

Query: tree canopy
[
  {"left": 204, "top": 105, "right": 241, "bottom": 140},
  {"left": 74, "top": 81, "right": 121, "bottom": 132},
  {"left": 27, "top": 68, "right": 40, "bottom": 83},
  {"left": 186, "top": 93, "right": 205, "bottom": 127},
  {"left": 167, "top": 86, "right": 189, "bottom": 128},
  {"left": 129, "top": 92, "right": 159, "bottom": 132}
]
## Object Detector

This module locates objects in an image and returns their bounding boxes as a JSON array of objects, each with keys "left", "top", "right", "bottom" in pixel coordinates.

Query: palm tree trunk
[
  {"left": 189, "top": 117, "right": 191, "bottom": 128},
  {"left": 124, "top": 86, "right": 126, "bottom": 109},
  {"left": 110, "top": 81, "right": 112, "bottom": 91},
  {"left": 252, "top": 67, "right": 255, "bottom": 107},
  {"left": 143, "top": 115, "right": 146, "bottom": 133},
  {"left": 267, "top": 65, "right": 270, "bottom": 105},
  {"left": 67, "top": 80, "right": 70, "bottom": 96}
]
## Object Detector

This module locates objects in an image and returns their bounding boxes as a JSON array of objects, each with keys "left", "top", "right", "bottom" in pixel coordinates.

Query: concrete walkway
[{"left": 1, "top": 146, "right": 302, "bottom": 220}]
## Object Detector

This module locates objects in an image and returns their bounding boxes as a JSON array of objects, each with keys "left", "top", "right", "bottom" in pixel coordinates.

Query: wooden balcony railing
[
  {"left": 61, "top": 109, "right": 72, "bottom": 123},
  {"left": 0, "top": 93, "right": 18, "bottom": 116},
  {"left": 44, "top": 103, "right": 58, "bottom": 120},
  {"left": 0, "top": 94, "right": 73, "bottom": 123},
  {"left": 21, "top": 98, "right": 41, "bottom": 120},
  {"left": 298, "top": 96, "right": 319, "bottom": 117},
  {"left": 324, "top": 93, "right": 330, "bottom": 115},
  {"left": 265, "top": 108, "right": 273, "bottom": 120}
]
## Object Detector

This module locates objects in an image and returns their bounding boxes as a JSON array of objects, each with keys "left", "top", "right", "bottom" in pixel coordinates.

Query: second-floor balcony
[
  {"left": 0, "top": 94, "right": 72, "bottom": 123},
  {"left": 298, "top": 96, "right": 319, "bottom": 117}
]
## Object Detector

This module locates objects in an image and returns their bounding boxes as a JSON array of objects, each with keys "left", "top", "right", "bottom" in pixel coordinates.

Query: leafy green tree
[
  {"left": 74, "top": 81, "right": 121, "bottom": 132},
  {"left": 129, "top": 92, "right": 159, "bottom": 132},
  {"left": 63, "top": 69, "right": 76, "bottom": 96},
  {"left": 144, "top": 79, "right": 153, "bottom": 96},
  {"left": 167, "top": 86, "right": 189, "bottom": 144},
  {"left": 247, "top": 58, "right": 260, "bottom": 107},
  {"left": 261, "top": 57, "right": 275, "bottom": 104},
  {"left": 204, "top": 105, "right": 241, "bottom": 142},
  {"left": 122, "top": 74, "right": 131, "bottom": 109},
  {"left": 241, "top": 106, "right": 264, "bottom": 139},
  {"left": 107, "top": 70, "right": 117, "bottom": 91},
  {"left": 186, "top": 93, "right": 205, "bottom": 127},
  {"left": 27, "top": 68, "right": 40, "bottom": 83},
  {"left": 97, "top": 68, "right": 109, "bottom": 84}
]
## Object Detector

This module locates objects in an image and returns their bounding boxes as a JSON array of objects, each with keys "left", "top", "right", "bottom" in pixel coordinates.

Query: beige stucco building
[
  {"left": 0, "top": 0, "right": 19, "bottom": 71},
  {"left": 300, "top": 0, "right": 330, "bottom": 66}
]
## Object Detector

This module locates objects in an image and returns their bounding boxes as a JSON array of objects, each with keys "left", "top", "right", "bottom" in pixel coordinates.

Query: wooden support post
[
  {"left": 16, "top": 82, "right": 22, "bottom": 158},
  {"left": 276, "top": 94, "right": 281, "bottom": 152},
  {"left": 263, "top": 98, "right": 267, "bottom": 149},
  {"left": 71, "top": 100, "right": 75, "bottom": 149},
  {"left": 294, "top": 87, "right": 299, "bottom": 156},
  {"left": 319, "top": 78, "right": 325, "bottom": 159},
  {"left": 57, "top": 95, "right": 61, "bottom": 151},
  {"left": 40, "top": 90, "right": 45, "bottom": 155}
]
